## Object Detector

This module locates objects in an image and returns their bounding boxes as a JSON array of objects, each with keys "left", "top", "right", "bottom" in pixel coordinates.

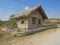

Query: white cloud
[
  {"left": 0, "top": 8, "right": 16, "bottom": 21},
  {"left": 25, "top": 7, "right": 29, "bottom": 10}
]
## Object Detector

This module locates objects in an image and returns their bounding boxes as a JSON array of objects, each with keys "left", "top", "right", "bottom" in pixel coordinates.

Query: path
[{"left": 8, "top": 28, "right": 60, "bottom": 45}]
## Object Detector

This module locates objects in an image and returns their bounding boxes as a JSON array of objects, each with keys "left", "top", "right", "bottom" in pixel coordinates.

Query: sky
[{"left": 0, "top": 0, "right": 60, "bottom": 21}]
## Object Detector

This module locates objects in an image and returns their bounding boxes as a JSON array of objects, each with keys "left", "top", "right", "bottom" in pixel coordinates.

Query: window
[
  {"left": 21, "top": 21, "right": 24, "bottom": 24},
  {"left": 39, "top": 19, "right": 41, "bottom": 24},
  {"left": 32, "top": 17, "right": 36, "bottom": 24}
]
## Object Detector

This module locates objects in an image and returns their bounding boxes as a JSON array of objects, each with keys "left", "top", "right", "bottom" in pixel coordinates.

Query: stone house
[{"left": 13, "top": 5, "right": 48, "bottom": 32}]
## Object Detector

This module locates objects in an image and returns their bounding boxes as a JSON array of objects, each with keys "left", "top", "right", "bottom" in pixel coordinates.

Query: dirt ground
[{"left": 0, "top": 28, "right": 60, "bottom": 45}]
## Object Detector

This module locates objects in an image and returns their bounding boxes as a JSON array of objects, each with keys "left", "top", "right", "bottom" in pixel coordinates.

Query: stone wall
[
  {"left": 16, "top": 11, "right": 43, "bottom": 31},
  {"left": 16, "top": 18, "right": 28, "bottom": 31},
  {"left": 28, "top": 12, "right": 42, "bottom": 29},
  {"left": 15, "top": 24, "right": 58, "bottom": 36}
]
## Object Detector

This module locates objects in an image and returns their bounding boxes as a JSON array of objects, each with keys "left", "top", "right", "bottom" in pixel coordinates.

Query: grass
[{"left": 0, "top": 30, "right": 18, "bottom": 45}]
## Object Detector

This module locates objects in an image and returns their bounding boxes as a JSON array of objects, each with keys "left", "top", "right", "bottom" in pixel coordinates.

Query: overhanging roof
[{"left": 13, "top": 5, "right": 48, "bottom": 19}]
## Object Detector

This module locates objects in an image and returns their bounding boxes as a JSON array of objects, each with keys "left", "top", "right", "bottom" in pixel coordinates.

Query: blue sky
[{"left": 0, "top": 0, "right": 60, "bottom": 21}]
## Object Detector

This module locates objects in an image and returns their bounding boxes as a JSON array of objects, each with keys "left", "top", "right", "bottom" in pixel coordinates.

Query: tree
[
  {"left": 8, "top": 15, "right": 16, "bottom": 28},
  {"left": 0, "top": 20, "right": 2, "bottom": 26},
  {"left": 10, "top": 14, "right": 15, "bottom": 18}
]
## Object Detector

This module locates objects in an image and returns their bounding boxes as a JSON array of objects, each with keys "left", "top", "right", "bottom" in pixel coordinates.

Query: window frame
[
  {"left": 32, "top": 17, "right": 36, "bottom": 24},
  {"left": 39, "top": 19, "right": 41, "bottom": 24},
  {"left": 21, "top": 20, "right": 24, "bottom": 24}
]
